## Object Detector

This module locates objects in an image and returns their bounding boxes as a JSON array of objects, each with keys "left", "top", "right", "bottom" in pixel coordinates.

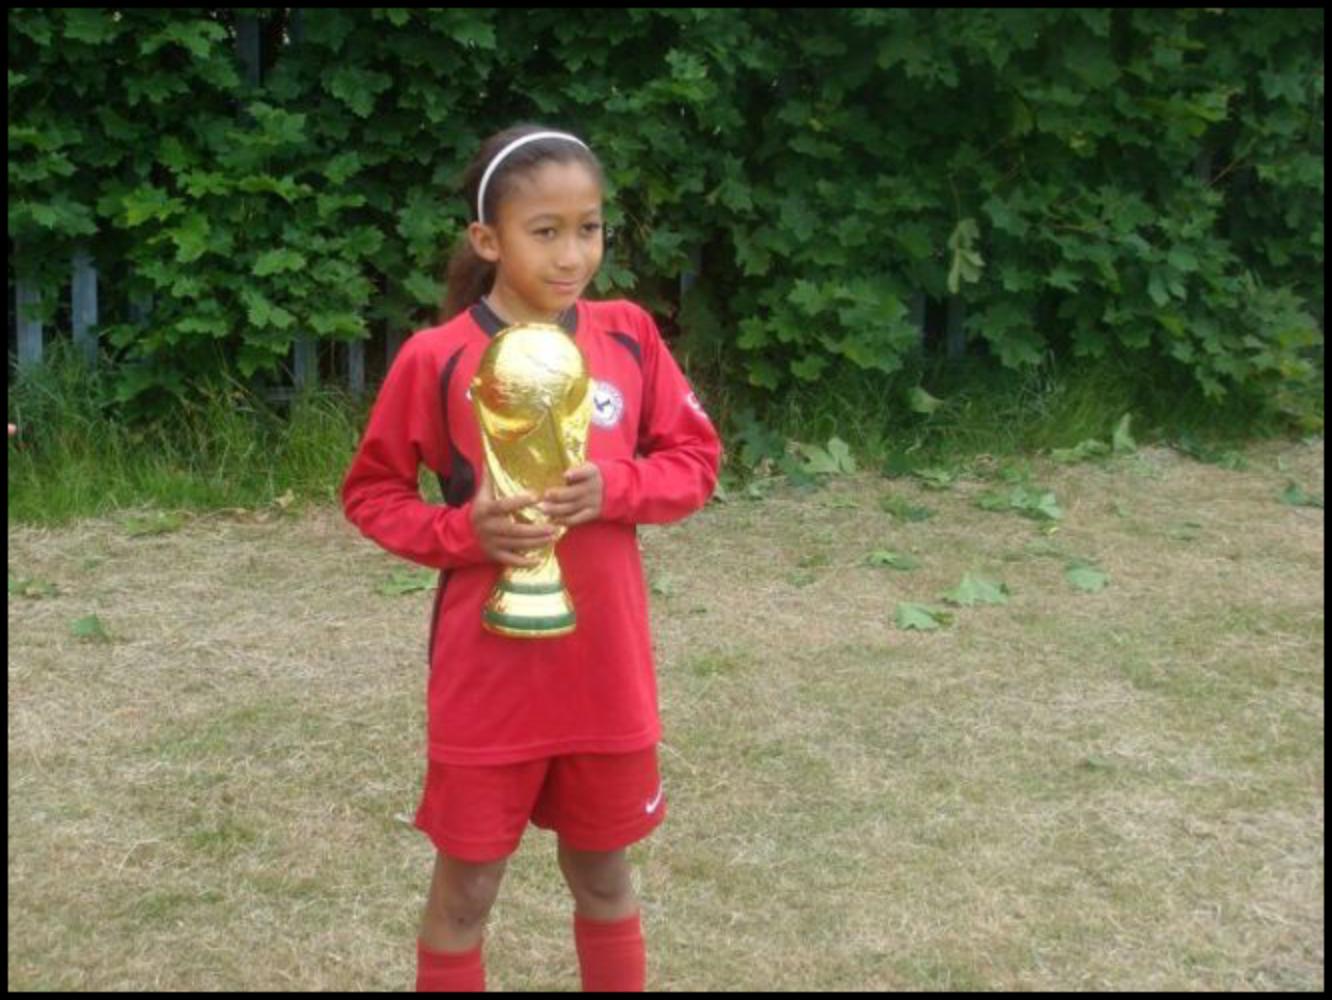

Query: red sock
[
  {"left": 574, "top": 910, "right": 646, "bottom": 992},
  {"left": 416, "top": 938, "right": 485, "bottom": 992}
]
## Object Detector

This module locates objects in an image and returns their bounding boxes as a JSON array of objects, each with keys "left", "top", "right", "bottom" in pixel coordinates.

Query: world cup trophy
[{"left": 471, "top": 324, "right": 593, "bottom": 638}]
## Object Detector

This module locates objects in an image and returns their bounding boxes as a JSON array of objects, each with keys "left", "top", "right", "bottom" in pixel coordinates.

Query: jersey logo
[
  {"left": 645, "top": 782, "right": 665, "bottom": 815},
  {"left": 590, "top": 380, "right": 625, "bottom": 429},
  {"left": 685, "top": 390, "right": 709, "bottom": 418}
]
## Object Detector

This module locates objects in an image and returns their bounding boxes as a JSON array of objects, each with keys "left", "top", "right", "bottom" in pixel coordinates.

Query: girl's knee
[
  {"left": 432, "top": 853, "right": 507, "bottom": 923},
  {"left": 558, "top": 844, "right": 633, "bottom": 904}
]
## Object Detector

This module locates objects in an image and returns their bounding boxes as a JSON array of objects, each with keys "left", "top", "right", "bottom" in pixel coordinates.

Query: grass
[
  {"left": 7, "top": 344, "right": 369, "bottom": 524},
  {"left": 737, "top": 351, "right": 1318, "bottom": 475},
  {"left": 7, "top": 344, "right": 1320, "bottom": 525},
  {"left": 7, "top": 433, "right": 1323, "bottom": 990}
]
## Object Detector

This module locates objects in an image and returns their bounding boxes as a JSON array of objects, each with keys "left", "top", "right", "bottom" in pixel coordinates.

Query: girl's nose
[{"left": 555, "top": 236, "right": 583, "bottom": 268}]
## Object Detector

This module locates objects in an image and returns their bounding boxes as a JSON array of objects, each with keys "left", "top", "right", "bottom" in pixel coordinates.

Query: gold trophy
[{"left": 471, "top": 323, "right": 593, "bottom": 638}]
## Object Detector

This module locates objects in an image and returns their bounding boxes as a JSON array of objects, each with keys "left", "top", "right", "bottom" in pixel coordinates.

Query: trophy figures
[{"left": 471, "top": 323, "right": 593, "bottom": 638}]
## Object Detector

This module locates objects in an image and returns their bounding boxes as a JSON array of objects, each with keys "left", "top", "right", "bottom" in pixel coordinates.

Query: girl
[{"left": 342, "top": 124, "right": 722, "bottom": 991}]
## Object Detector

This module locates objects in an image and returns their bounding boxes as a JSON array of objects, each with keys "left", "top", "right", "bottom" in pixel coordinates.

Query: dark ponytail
[
  {"left": 441, "top": 123, "right": 604, "bottom": 321},
  {"left": 442, "top": 236, "right": 495, "bottom": 322}
]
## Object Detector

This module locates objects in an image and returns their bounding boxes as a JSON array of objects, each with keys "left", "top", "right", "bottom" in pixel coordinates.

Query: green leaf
[
  {"left": 1279, "top": 482, "right": 1324, "bottom": 508},
  {"left": 1148, "top": 269, "right": 1172, "bottom": 308},
  {"left": 1166, "top": 521, "right": 1204, "bottom": 541},
  {"left": 125, "top": 512, "right": 184, "bottom": 537},
  {"left": 242, "top": 289, "right": 294, "bottom": 331},
  {"left": 9, "top": 576, "right": 59, "bottom": 599},
  {"left": 947, "top": 218, "right": 984, "bottom": 294},
  {"left": 978, "top": 486, "right": 1063, "bottom": 521},
  {"left": 790, "top": 354, "right": 829, "bottom": 381},
  {"left": 895, "top": 602, "right": 953, "bottom": 631},
  {"left": 792, "top": 441, "right": 837, "bottom": 475},
  {"left": 907, "top": 385, "right": 944, "bottom": 414},
  {"left": 64, "top": 9, "right": 122, "bottom": 45},
  {"left": 649, "top": 573, "right": 678, "bottom": 597},
  {"left": 1065, "top": 561, "right": 1110, "bottom": 593},
  {"left": 71, "top": 614, "right": 111, "bottom": 643},
  {"left": 788, "top": 279, "right": 827, "bottom": 316},
  {"left": 792, "top": 437, "right": 856, "bottom": 476},
  {"left": 253, "top": 250, "right": 307, "bottom": 278},
  {"left": 324, "top": 66, "right": 393, "bottom": 118},
  {"left": 913, "top": 467, "right": 956, "bottom": 490},
  {"left": 1167, "top": 247, "right": 1199, "bottom": 273},
  {"left": 377, "top": 569, "right": 436, "bottom": 597},
  {"left": 121, "top": 186, "right": 181, "bottom": 226},
  {"left": 826, "top": 437, "right": 857, "bottom": 474},
  {"left": 323, "top": 152, "right": 365, "bottom": 185},
  {"left": 1028, "top": 491, "right": 1064, "bottom": 521},
  {"left": 1051, "top": 439, "right": 1110, "bottom": 463},
  {"left": 867, "top": 550, "right": 921, "bottom": 571},
  {"left": 403, "top": 271, "right": 443, "bottom": 307},
  {"left": 450, "top": 17, "right": 497, "bottom": 50},
  {"left": 1047, "top": 264, "right": 1081, "bottom": 292},
  {"left": 879, "top": 494, "right": 934, "bottom": 522},
  {"left": 941, "top": 572, "right": 1010, "bottom": 607},
  {"left": 1111, "top": 413, "right": 1137, "bottom": 454},
  {"left": 168, "top": 212, "right": 211, "bottom": 264}
]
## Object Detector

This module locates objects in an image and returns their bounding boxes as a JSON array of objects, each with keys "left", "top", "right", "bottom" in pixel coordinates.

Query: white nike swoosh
[{"left": 645, "top": 783, "right": 665, "bottom": 815}]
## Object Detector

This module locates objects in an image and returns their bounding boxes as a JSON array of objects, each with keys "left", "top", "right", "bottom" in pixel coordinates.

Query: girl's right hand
[{"left": 469, "top": 471, "right": 558, "bottom": 568}]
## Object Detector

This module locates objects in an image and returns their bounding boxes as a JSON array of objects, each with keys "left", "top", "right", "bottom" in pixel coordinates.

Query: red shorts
[{"left": 414, "top": 745, "right": 666, "bottom": 863}]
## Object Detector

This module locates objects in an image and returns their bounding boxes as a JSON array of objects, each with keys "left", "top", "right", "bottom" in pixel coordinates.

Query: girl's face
[{"left": 470, "top": 159, "right": 604, "bottom": 323}]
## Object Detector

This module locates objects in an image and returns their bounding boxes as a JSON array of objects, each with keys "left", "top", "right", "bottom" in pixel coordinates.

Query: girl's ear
[{"left": 468, "top": 221, "right": 501, "bottom": 263}]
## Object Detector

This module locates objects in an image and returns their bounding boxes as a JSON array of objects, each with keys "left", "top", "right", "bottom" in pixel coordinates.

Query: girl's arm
[
  {"left": 342, "top": 338, "right": 490, "bottom": 569},
  {"left": 594, "top": 308, "right": 723, "bottom": 525}
]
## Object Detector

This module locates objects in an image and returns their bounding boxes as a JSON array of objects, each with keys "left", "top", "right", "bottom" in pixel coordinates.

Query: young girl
[{"left": 342, "top": 124, "right": 722, "bottom": 992}]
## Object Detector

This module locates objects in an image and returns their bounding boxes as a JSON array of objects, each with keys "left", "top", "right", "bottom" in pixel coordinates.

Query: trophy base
[{"left": 482, "top": 577, "right": 576, "bottom": 639}]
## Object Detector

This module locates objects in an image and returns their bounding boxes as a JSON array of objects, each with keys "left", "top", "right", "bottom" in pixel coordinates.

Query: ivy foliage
[{"left": 8, "top": 9, "right": 1324, "bottom": 418}]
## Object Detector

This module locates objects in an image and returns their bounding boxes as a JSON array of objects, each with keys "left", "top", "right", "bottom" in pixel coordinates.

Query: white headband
[{"left": 475, "top": 131, "right": 590, "bottom": 225}]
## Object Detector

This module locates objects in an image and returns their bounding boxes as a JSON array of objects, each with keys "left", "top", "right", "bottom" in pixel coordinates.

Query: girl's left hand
[{"left": 539, "top": 463, "right": 603, "bottom": 527}]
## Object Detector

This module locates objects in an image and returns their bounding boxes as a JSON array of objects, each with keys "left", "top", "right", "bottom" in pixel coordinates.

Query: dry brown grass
[{"left": 8, "top": 438, "right": 1324, "bottom": 990}]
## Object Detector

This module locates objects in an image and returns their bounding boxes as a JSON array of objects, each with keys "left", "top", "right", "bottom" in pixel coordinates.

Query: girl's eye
[{"left": 533, "top": 224, "right": 602, "bottom": 239}]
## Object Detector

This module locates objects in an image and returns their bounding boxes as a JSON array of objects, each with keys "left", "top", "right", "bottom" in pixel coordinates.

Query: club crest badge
[{"left": 590, "top": 380, "right": 625, "bottom": 429}]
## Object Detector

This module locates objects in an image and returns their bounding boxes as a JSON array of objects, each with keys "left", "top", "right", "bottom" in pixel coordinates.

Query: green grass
[
  {"left": 733, "top": 351, "right": 1315, "bottom": 475},
  {"left": 7, "top": 343, "right": 1321, "bottom": 525},
  {"left": 7, "top": 344, "right": 368, "bottom": 524},
  {"left": 8, "top": 435, "right": 1323, "bottom": 989}
]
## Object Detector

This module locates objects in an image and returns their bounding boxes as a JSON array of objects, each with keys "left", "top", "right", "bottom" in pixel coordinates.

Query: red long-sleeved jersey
[{"left": 342, "top": 298, "right": 722, "bottom": 765}]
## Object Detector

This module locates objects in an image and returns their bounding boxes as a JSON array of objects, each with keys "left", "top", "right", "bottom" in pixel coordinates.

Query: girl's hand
[
  {"left": 539, "top": 463, "right": 604, "bottom": 527},
  {"left": 470, "top": 471, "right": 557, "bottom": 568}
]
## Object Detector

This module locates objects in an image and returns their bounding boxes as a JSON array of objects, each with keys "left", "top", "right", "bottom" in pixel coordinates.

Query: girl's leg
[
  {"left": 420, "top": 850, "right": 508, "bottom": 953},
  {"left": 558, "top": 841, "right": 646, "bottom": 991},
  {"left": 416, "top": 851, "right": 507, "bottom": 991},
  {"left": 557, "top": 841, "right": 638, "bottom": 921}
]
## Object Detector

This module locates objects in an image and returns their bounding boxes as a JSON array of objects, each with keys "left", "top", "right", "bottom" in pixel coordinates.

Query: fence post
[
  {"left": 911, "top": 292, "right": 927, "bottom": 351},
  {"left": 130, "top": 292, "right": 154, "bottom": 326},
  {"left": 386, "top": 329, "right": 405, "bottom": 369},
  {"left": 680, "top": 247, "right": 701, "bottom": 299},
  {"left": 16, "top": 269, "right": 43, "bottom": 370},
  {"left": 946, "top": 296, "right": 966, "bottom": 358},
  {"left": 294, "top": 338, "right": 317, "bottom": 390},
  {"left": 235, "top": 15, "right": 261, "bottom": 87},
  {"left": 279, "top": 8, "right": 320, "bottom": 392},
  {"left": 346, "top": 341, "right": 365, "bottom": 396},
  {"left": 72, "top": 249, "right": 99, "bottom": 366}
]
